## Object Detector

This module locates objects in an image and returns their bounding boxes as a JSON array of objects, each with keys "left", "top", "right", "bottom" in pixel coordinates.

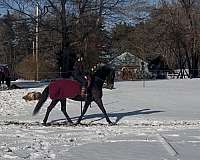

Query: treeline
[
  {"left": 112, "top": 0, "right": 200, "bottom": 78},
  {"left": 0, "top": 0, "right": 199, "bottom": 79}
]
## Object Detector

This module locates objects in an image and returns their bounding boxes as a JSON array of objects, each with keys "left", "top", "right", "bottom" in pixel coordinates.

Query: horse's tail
[{"left": 33, "top": 86, "right": 49, "bottom": 115}]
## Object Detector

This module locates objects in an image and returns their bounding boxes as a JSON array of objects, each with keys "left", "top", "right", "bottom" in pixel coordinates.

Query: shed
[{"left": 110, "top": 52, "right": 149, "bottom": 80}]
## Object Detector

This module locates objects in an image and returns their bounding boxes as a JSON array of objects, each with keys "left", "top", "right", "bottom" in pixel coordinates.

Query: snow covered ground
[{"left": 0, "top": 79, "right": 200, "bottom": 160}]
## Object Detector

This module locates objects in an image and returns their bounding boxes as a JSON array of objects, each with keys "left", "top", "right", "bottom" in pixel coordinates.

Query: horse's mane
[
  {"left": 93, "top": 64, "right": 112, "bottom": 77},
  {"left": 91, "top": 64, "right": 114, "bottom": 88}
]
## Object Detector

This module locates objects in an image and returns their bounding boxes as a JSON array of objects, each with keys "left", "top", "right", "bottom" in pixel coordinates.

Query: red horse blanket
[{"left": 49, "top": 79, "right": 81, "bottom": 100}]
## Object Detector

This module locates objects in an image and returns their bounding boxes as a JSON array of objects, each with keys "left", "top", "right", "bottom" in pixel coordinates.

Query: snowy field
[{"left": 0, "top": 79, "right": 200, "bottom": 160}]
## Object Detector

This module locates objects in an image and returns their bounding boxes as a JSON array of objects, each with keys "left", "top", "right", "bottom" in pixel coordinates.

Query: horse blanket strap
[{"left": 49, "top": 79, "right": 81, "bottom": 100}]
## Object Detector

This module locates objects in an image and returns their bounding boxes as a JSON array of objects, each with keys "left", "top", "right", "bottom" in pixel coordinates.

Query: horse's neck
[
  {"left": 93, "top": 67, "right": 110, "bottom": 87},
  {"left": 92, "top": 76, "right": 105, "bottom": 88}
]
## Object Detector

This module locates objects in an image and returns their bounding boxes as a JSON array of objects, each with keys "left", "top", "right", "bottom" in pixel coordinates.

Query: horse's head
[
  {"left": 93, "top": 65, "right": 115, "bottom": 89},
  {"left": 105, "top": 67, "right": 115, "bottom": 89}
]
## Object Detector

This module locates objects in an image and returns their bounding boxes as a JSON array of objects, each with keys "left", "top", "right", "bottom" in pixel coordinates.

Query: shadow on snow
[{"left": 50, "top": 108, "right": 164, "bottom": 124}]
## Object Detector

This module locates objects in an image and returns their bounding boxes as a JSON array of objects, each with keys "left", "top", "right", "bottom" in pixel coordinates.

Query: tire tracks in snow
[{"left": 154, "top": 129, "right": 180, "bottom": 160}]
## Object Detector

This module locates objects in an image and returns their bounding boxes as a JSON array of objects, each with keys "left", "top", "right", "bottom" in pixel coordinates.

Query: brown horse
[{"left": 33, "top": 65, "right": 115, "bottom": 125}]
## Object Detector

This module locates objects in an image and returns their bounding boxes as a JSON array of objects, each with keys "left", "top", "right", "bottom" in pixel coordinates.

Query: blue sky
[{"left": 0, "top": 0, "right": 160, "bottom": 17}]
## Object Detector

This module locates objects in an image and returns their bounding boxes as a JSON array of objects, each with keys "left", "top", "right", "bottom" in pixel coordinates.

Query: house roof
[{"left": 110, "top": 52, "right": 146, "bottom": 67}]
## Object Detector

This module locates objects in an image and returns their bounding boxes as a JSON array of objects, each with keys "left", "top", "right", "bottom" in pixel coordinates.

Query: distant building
[{"left": 109, "top": 52, "right": 150, "bottom": 80}]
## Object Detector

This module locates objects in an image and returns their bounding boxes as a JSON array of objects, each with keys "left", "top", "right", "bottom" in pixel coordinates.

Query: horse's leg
[
  {"left": 43, "top": 100, "right": 59, "bottom": 125},
  {"left": 60, "top": 99, "right": 73, "bottom": 124},
  {"left": 94, "top": 98, "right": 113, "bottom": 124},
  {"left": 76, "top": 100, "right": 91, "bottom": 124},
  {"left": 2, "top": 74, "right": 5, "bottom": 84}
]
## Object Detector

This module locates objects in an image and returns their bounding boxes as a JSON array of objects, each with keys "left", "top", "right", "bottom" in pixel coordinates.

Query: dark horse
[{"left": 33, "top": 65, "right": 115, "bottom": 125}]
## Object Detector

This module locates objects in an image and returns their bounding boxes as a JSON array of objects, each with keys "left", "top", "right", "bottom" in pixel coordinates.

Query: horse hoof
[
  {"left": 108, "top": 122, "right": 115, "bottom": 126},
  {"left": 68, "top": 122, "right": 74, "bottom": 126},
  {"left": 42, "top": 122, "right": 51, "bottom": 126},
  {"left": 42, "top": 122, "right": 47, "bottom": 126},
  {"left": 74, "top": 122, "right": 80, "bottom": 126}
]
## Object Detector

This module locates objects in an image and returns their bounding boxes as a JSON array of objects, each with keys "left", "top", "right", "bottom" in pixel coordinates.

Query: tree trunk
[
  {"left": 60, "top": 0, "right": 71, "bottom": 78},
  {"left": 191, "top": 54, "right": 199, "bottom": 78}
]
